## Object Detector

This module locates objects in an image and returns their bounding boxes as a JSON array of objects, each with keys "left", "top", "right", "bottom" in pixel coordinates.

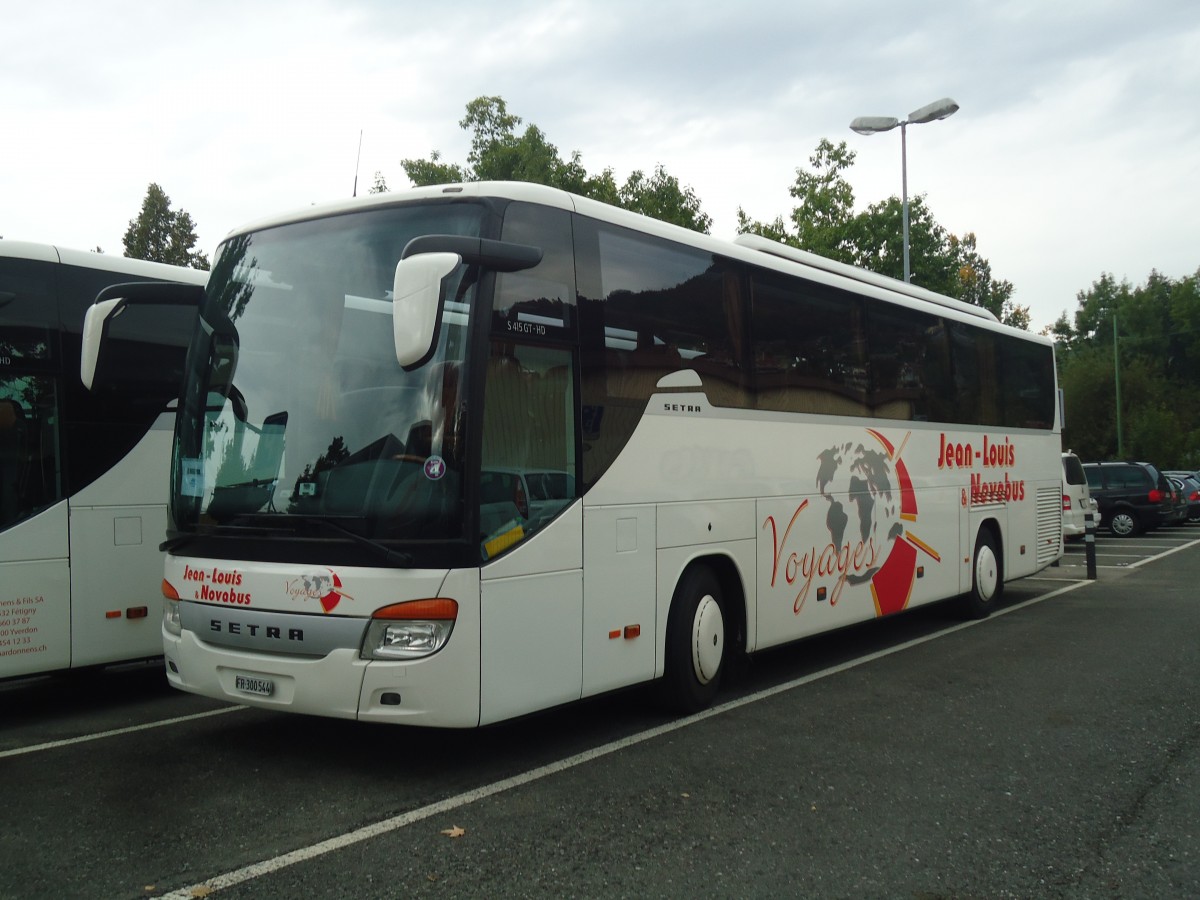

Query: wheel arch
[{"left": 657, "top": 549, "right": 750, "bottom": 677}]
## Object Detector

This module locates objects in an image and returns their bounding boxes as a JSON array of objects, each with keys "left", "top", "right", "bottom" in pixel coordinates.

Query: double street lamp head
[
  {"left": 847, "top": 97, "right": 959, "bottom": 283},
  {"left": 849, "top": 97, "right": 959, "bottom": 134}
]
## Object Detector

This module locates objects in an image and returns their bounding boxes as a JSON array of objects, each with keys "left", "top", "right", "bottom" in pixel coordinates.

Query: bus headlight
[
  {"left": 162, "top": 580, "right": 182, "bottom": 637},
  {"left": 163, "top": 598, "right": 182, "bottom": 637},
  {"left": 361, "top": 599, "right": 458, "bottom": 660}
]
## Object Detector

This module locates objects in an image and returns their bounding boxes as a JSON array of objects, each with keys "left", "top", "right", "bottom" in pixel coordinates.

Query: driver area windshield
[{"left": 170, "top": 202, "right": 486, "bottom": 552}]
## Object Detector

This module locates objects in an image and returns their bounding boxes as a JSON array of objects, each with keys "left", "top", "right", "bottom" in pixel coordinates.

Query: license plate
[{"left": 234, "top": 674, "right": 274, "bottom": 697}]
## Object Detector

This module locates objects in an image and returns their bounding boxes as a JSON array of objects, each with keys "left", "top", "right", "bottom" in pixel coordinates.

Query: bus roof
[
  {"left": 219, "top": 181, "right": 1037, "bottom": 336},
  {"left": 0, "top": 239, "right": 208, "bottom": 284}
]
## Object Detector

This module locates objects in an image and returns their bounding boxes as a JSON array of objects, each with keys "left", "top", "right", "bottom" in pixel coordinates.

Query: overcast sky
[{"left": 3, "top": 0, "right": 1197, "bottom": 331}]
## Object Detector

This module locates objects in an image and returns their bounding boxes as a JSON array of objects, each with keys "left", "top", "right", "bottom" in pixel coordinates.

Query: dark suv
[{"left": 1082, "top": 461, "right": 1173, "bottom": 537}]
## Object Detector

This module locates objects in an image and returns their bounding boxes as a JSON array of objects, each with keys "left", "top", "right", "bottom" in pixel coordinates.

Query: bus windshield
[{"left": 170, "top": 202, "right": 486, "bottom": 553}]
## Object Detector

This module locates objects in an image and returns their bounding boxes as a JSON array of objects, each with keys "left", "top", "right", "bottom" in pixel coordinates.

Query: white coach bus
[
  {"left": 1, "top": 241, "right": 206, "bottom": 679},
  {"left": 82, "top": 183, "right": 1063, "bottom": 725}
]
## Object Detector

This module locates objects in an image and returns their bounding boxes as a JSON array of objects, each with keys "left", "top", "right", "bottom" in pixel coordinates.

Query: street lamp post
[{"left": 850, "top": 97, "right": 959, "bottom": 283}]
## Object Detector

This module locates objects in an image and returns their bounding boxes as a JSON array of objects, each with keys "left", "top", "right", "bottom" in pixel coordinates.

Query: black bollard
[{"left": 1084, "top": 509, "right": 1097, "bottom": 580}]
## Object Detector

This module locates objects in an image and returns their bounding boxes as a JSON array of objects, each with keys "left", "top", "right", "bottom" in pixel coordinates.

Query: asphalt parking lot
[{"left": 2, "top": 524, "right": 1198, "bottom": 899}]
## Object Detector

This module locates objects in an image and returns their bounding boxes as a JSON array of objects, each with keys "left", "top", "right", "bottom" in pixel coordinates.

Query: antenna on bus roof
[{"left": 352, "top": 130, "right": 363, "bottom": 197}]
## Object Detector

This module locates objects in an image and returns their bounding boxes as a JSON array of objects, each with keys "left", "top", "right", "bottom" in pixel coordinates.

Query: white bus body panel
[
  {"left": 586, "top": 394, "right": 1062, "bottom": 655},
  {"left": 65, "top": 422, "right": 174, "bottom": 668},
  {"left": 480, "top": 503, "right": 583, "bottom": 725},
  {"left": 0, "top": 503, "right": 70, "bottom": 677},
  {"left": 0, "top": 419, "right": 171, "bottom": 674},
  {"left": 581, "top": 504, "right": 657, "bottom": 698}
]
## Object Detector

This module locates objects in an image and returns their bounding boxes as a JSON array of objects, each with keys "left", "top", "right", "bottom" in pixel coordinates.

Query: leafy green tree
[
  {"left": 948, "top": 232, "right": 1027, "bottom": 328},
  {"left": 738, "top": 139, "right": 1022, "bottom": 326},
  {"left": 1053, "top": 268, "right": 1200, "bottom": 466},
  {"left": 122, "top": 183, "right": 210, "bottom": 269},
  {"left": 617, "top": 165, "right": 711, "bottom": 233},
  {"left": 399, "top": 96, "right": 711, "bottom": 232}
]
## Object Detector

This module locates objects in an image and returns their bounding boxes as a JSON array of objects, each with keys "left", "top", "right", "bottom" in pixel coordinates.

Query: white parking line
[
  {"left": 159, "top": 579, "right": 1094, "bottom": 900},
  {"left": 0, "top": 706, "right": 244, "bottom": 759},
  {"left": 1128, "top": 536, "right": 1200, "bottom": 566}
]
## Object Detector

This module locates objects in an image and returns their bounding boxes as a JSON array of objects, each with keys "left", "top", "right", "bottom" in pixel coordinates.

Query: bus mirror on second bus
[{"left": 81, "top": 281, "right": 204, "bottom": 399}]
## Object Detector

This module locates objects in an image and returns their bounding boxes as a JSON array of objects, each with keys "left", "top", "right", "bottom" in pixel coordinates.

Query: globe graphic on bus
[{"left": 815, "top": 442, "right": 903, "bottom": 584}]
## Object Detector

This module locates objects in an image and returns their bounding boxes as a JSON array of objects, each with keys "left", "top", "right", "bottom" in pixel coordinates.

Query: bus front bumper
[{"left": 164, "top": 626, "right": 482, "bottom": 727}]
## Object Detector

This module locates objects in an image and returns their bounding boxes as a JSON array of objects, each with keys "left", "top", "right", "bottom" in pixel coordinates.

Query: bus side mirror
[
  {"left": 393, "top": 235, "right": 543, "bottom": 369},
  {"left": 392, "top": 252, "right": 461, "bottom": 369},
  {"left": 81, "top": 282, "right": 204, "bottom": 400}
]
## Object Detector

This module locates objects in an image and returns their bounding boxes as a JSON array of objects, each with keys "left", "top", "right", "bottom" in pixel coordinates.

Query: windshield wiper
[
  {"left": 282, "top": 514, "right": 415, "bottom": 568},
  {"left": 163, "top": 514, "right": 414, "bottom": 567}
]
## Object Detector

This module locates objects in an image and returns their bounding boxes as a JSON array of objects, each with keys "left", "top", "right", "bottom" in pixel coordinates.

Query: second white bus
[
  {"left": 1, "top": 241, "right": 206, "bottom": 679},
  {"left": 83, "top": 182, "right": 1063, "bottom": 724}
]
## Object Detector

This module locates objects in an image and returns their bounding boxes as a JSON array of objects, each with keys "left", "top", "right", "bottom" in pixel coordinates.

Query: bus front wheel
[{"left": 661, "top": 564, "right": 726, "bottom": 713}]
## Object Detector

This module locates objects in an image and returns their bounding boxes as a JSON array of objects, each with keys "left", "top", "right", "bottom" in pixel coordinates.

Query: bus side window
[
  {"left": 0, "top": 382, "right": 60, "bottom": 531},
  {"left": 0, "top": 397, "right": 26, "bottom": 527}
]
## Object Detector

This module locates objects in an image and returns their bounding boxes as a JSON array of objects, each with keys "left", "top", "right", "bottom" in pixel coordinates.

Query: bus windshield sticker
[
  {"left": 181, "top": 459, "right": 204, "bottom": 497},
  {"left": 424, "top": 455, "right": 447, "bottom": 481}
]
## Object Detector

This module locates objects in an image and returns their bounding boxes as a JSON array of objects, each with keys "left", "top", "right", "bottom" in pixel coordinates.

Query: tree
[
  {"left": 1053, "top": 268, "right": 1200, "bottom": 466},
  {"left": 399, "top": 96, "right": 711, "bottom": 232},
  {"left": 368, "top": 171, "right": 390, "bottom": 194},
  {"left": 738, "top": 139, "right": 1023, "bottom": 327},
  {"left": 122, "top": 183, "right": 210, "bottom": 269},
  {"left": 617, "top": 165, "right": 711, "bottom": 233}
]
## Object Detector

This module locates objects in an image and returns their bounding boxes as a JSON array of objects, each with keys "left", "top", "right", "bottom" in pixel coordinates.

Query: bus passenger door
[{"left": 477, "top": 344, "right": 584, "bottom": 725}]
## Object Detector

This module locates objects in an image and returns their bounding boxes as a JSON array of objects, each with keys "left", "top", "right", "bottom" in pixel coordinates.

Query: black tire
[
  {"left": 660, "top": 565, "right": 727, "bottom": 713},
  {"left": 1108, "top": 509, "right": 1140, "bottom": 537},
  {"left": 960, "top": 527, "right": 1003, "bottom": 619}
]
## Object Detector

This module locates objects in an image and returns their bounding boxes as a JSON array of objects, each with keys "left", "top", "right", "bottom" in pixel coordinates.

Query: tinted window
[
  {"left": 570, "top": 213, "right": 1055, "bottom": 481},
  {"left": 751, "top": 272, "right": 868, "bottom": 416},
  {"left": 998, "top": 333, "right": 1056, "bottom": 428},
  {"left": 0, "top": 256, "right": 56, "bottom": 364},
  {"left": 0, "top": 376, "right": 62, "bottom": 530},
  {"left": 494, "top": 202, "right": 576, "bottom": 341},
  {"left": 1108, "top": 466, "right": 1149, "bottom": 490},
  {"left": 1062, "top": 454, "right": 1086, "bottom": 485},
  {"left": 57, "top": 265, "right": 197, "bottom": 497},
  {"left": 948, "top": 322, "right": 1001, "bottom": 426},
  {"left": 575, "top": 218, "right": 748, "bottom": 487},
  {"left": 866, "top": 303, "right": 951, "bottom": 421}
]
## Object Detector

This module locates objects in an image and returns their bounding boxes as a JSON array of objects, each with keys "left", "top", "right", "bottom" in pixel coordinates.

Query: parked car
[
  {"left": 1061, "top": 451, "right": 1096, "bottom": 539},
  {"left": 1167, "top": 473, "right": 1200, "bottom": 522},
  {"left": 1164, "top": 477, "right": 1190, "bottom": 526},
  {"left": 1082, "top": 461, "right": 1173, "bottom": 537}
]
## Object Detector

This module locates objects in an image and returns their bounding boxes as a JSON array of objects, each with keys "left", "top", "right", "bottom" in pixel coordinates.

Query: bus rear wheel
[
  {"left": 960, "top": 528, "right": 1002, "bottom": 619},
  {"left": 661, "top": 564, "right": 726, "bottom": 713}
]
